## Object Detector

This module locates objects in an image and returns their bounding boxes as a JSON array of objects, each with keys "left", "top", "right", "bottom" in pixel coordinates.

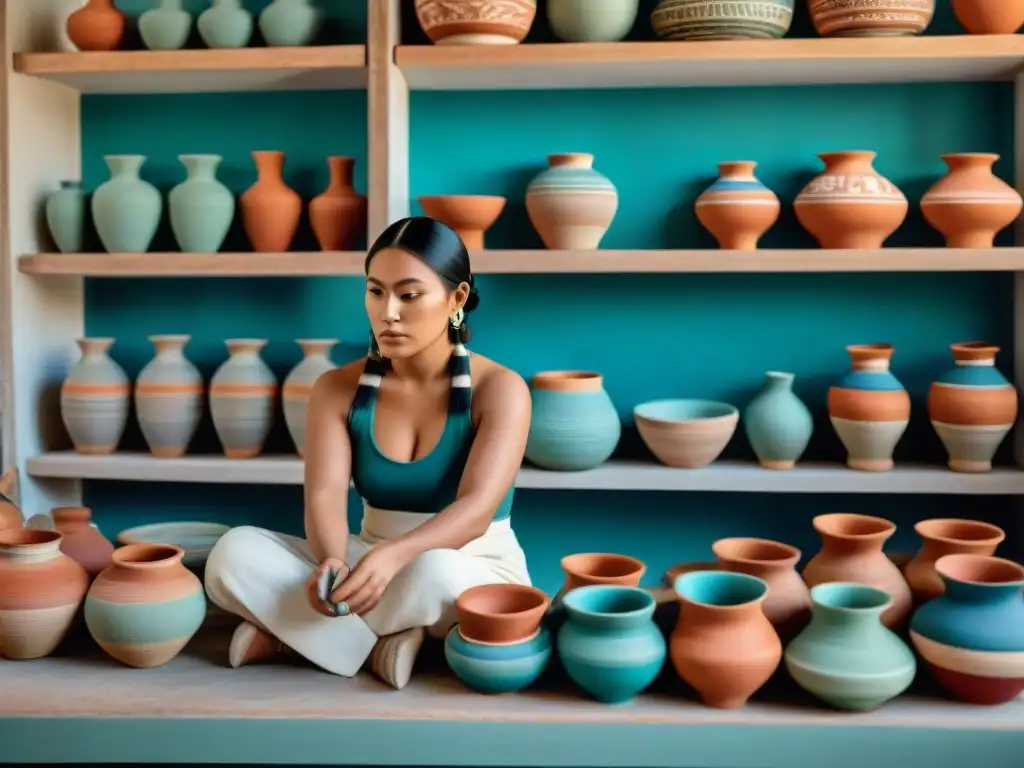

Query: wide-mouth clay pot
[
  {"left": 456, "top": 583, "right": 550, "bottom": 644},
  {"left": 561, "top": 552, "right": 646, "bottom": 590},
  {"left": 417, "top": 195, "right": 506, "bottom": 250},
  {"left": 634, "top": 398, "right": 739, "bottom": 469}
]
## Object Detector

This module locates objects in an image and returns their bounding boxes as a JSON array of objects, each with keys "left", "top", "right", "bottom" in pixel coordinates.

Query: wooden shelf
[
  {"left": 20, "top": 248, "right": 1024, "bottom": 277},
  {"left": 25, "top": 452, "right": 1024, "bottom": 494},
  {"left": 12, "top": 45, "right": 367, "bottom": 94},
  {"left": 1, "top": 628, "right": 1020, "bottom": 766},
  {"left": 396, "top": 36, "right": 1024, "bottom": 91}
]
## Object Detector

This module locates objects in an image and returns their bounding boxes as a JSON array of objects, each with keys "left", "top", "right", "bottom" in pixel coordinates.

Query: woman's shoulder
[
  {"left": 308, "top": 359, "right": 367, "bottom": 416},
  {"left": 468, "top": 353, "right": 530, "bottom": 415}
]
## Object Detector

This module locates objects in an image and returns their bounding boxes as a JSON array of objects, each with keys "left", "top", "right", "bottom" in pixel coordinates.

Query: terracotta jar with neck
[
  {"left": 240, "top": 151, "right": 302, "bottom": 252},
  {"left": 904, "top": 518, "right": 1005, "bottom": 603},
  {"left": 51, "top": 506, "right": 114, "bottom": 578},
  {"left": 67, "top": 0, "right": 127, "bottom": 51}
]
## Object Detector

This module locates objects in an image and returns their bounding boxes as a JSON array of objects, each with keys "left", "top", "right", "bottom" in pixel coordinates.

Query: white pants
[{"left": 203, "top": 505, "right": 531, "bottom": 677}]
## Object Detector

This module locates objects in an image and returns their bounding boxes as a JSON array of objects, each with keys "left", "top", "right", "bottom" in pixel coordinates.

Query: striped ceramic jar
[
  {"left": 651, "top": 0, "right": 794, "bottom": 40},
  {"left": 0, "top": 528, "right": 89, "bottom": 659},
  {"left": 60, "top": 337, "right": 130, "bottom": 455},
  {"left": 84, "top": 543, "right": 206, "bottom": 668},
  {"left": 695, "top": 161, "right": 780, "bottom": 249},
  {"left": 526, "top": 153, "right": 618, "bottom": 250},
  {"left": 135, "top": 335, "right": 204, "bottom": 458},
  {"left": 209, "top": 339, "right": 277, "bottom": 459},
  {"left": 927, "top": 342, "right": 1018, "bottom": 473},
  {"left": 809, "top": 0, "right": 934, "bottom": 36},
  {"left": 827, "top": 344, "right": 910, "bottom": 471},
  {"left": 283, "top": 339, "right": 337, "bottom": 457}
]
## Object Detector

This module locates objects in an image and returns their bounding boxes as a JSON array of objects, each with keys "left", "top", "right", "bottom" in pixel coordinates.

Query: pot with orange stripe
[
  {"left": 60, "top": 337, "right": 130, "bottom": 455},
  {"left": 135, "top": 335, "right": 204, "bottom": 458},
  {"left": 209, "top": 338, "right": 277, "bottom": 459},
  {"left": 283, "top": 338, "right": 337, "bottom": 457}
]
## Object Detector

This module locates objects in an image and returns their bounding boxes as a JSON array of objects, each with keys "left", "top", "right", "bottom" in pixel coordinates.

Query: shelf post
[
  {"left": 1012, "top": 71, "right": 1024, "bottom": 563},
  {"left": 0, "top": 0, "right": 83, "bottom": 517}
]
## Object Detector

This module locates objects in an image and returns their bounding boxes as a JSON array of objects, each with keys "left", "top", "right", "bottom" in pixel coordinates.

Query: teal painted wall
[{"left": 81, "top": 0, "right": 1018, "bottom": 594}]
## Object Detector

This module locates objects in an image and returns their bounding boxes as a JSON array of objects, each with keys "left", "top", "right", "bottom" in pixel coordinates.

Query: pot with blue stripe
[
  {"left": 445, "top": 625, "right": 553, "bottom": 693},
  {"left": 526, "top": 153, "right": 618, "bottom": 250},
  {"left": 696, "top": 161, "right": 780, "bottom": 250}
]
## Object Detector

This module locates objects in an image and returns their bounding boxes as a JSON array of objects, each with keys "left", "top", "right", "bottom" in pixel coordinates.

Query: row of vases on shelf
[
  {"left": 445, "top": 513, "right": 1024, "bottom": 709},
  {"left": 45, "top": 152, "right": 366, "bottom": 255},
  {"left": 67, "top": 0, "right": 324, "bottom": 52},
  {"left": 526, "top": 341, "right": 1018, "bottom": 475},
  {"left": 414, "top": 0, "right": 1021, "bottom": 44},
  {"left": 442, "top": 151, "right": 1023, "bottom": 251},
  {"left": 60, "top": 336, "right": 337, "bottom": 459}
]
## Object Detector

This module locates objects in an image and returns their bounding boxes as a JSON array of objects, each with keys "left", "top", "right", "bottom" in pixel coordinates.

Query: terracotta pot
[
  {"left": 794, "top": 151, "right": 908, "bottom": 248},
  {"left": 0, "top": 529, "right": 89, "bottom": 659},
  {"left": 904, "top": 518, "right": 1005, "bottom": 603},
  {"left": 809, "top": 0, "right": 933, "bottom": 36},
  {"left": 67, "top": 0, "right": 127, "bottom": 51},
  {"left": 240, "top": 151, "right": 302, "bottom": 252},
  {"left": 802, "top": 513, "right": 912, "bottom": 628},
  {"left": 414, "top": 0, "right": 537, "bottom": 44},
  {"left": 694, "top": 161, "right": 780, "bottom": 249},
  {"left": 457, "top": 583, "right": 550, "bottom": 644},
  {"left": 670, "top": 570, "right": 782, "bottom": 708},
  {"left": 0, "top": 500, "right": 21, "bottom": 531},
  {"left": 52, "top": 506, "right": 114, "bottom": 578},
  {"left": 560, "top": 552, "right": 646, "bottom": 592},
  {"left": 417, "top": 195, "right": 506, "bottom": 250},
  {"left": 952, "top": 0, "right": 1024, "bottom": 33},
  {"left": 712, "top": 537, "right": 810, "bottom": 639},
  {"left": 525, "top": 153, "right": 618, "bottom": 249},
  {"left": 920, "top": 154, "right": 1022, "bottom": 248},
  {"left": 309, "top": 156, "right": 366, "bottom": 251}
]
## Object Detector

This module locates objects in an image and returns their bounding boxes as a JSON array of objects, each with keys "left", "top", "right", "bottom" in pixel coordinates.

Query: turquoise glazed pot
[
  {"left": 557, "top": 585, "right": 666, "bottom": 703},
  {"left": 169, "top": 154, "right": 235, "bottom": 253},
  {"left": 547, "top": 0, "right": 639, "bottom": 42},
  {"left": 259, "top": 0, "right": 323, "bottom": 47},
  {"left": 651, "top": 0, "right": 794, "bottom": 40},
  {"left": 92, "top": 155, "right": 163, "bottom": 254},
  {"left": 743, "top": 371, "right": 814, "bottom": 470},
  {"left": 526, "top": 371, "right": 621, "bottom": 471},
  {"left": 198, "top": 0, "right": 254, "bottom": 48},
  {"left": 139, "top": 0, "right": 193, "bottom": 50},
  {"left": 910, "top": 554, "right": 1024, "bottom": 705},
  {"left": 785, "top": 583, "right": 915, "bottom": 711},
  {"left": 445, "top": 625, "right": 552, "bottom": 694},
  {"left": 45, "top": 180, "right": 87, "bottom": 253}
]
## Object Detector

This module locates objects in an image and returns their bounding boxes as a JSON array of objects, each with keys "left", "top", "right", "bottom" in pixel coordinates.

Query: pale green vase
[
  {"left": 547, "top": 0, "right": 639, "bottom": 42},
  {"left": 139, "top": 0, "right": 193, "bottom": 51},
  {"left": 92, "top": 156, "right": 163, "bottom": 254},
  {"left": 45, "top": 181, "right": 87, "bottom": 253},
  {"left": 259, "top": 0, "right": 323, "bottom": 47},
  {"left": 198, "top": 0, "right": 254, "bottom": 48},
  {"left": 743, "top": 371, "right": 813, "bottom": 470},
  {"left": 169, "top": 154, "right": 235, "bottom": 253}
]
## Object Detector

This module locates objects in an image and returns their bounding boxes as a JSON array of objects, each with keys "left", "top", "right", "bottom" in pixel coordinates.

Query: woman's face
[{"left": 365, "top": 246, "right": 467, "bottom": 359}]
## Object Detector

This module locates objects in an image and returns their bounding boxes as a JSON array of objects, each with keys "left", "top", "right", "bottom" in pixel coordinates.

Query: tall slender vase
[
  {"left": 743, "top": 371, "right": 813, "bottom": 470},
  {"left": 210, "top": 339, "right": 277, "bottom": 458},
  {"left": 92, "top": 155, "right": 163, "bottom": 254},
  {"left": 904, "top": 518, "right": 1005, "bottom": 603},
  {"left": 139, "top": 0, "right": 193, "bottom": 50},
  {"left": 309, "top": 157, "right": 366, "bottom": 251},
  {"left": 198, "top": 0, "right": 254, "bottom": 48},
  {"left": 135, "top": 335, "right": 204, "bottom": 458},
  {"left": 525, "top": 371, "right": 621, "bottom": 471},
  {"left": 283, "top": 339, "right": 338, "bottom": 457},
  {"left": 66, "top": 0, "right": 127, "bottom": 51},
  {"left": 46, "top": 181, "right": 87, "bottom": 253},
  {"left": 60, "top": 338, "right": 130, "bottom": 455},
  {"left": 526, "top": 153, "right": 618, "bottom": 249},
  {"left": 240, "top": 151, "right": 302, "bottom": 252},
  {"left": 169, "top": 154, "right": 236, "bottom": 253},
  {"left": 258, "top": 0, "right": 324, "bottom": 46}
]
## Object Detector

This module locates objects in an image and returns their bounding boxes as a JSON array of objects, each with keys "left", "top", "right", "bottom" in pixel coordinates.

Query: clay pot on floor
[
  {"left": 52, "top": 506, "right": 114, "bottom": 578},
  {"left": 310, "top": 156, "right": 366, "bottom": 251},
  {"left": 456, "top": 583, "right": 551, "bottom": 644},
  {"left": 67, "top": 0, "right": 127, "bottom": 51},
  {"left": 802, "top": 513, "right": 912, "bottom": 628},
  {"left": 560, "top": 552, "right": 646, "bottom": 593},
  {"left": 904, "top": 518, "right": 1005, "bottom": 603},
  {"left": 241, "top": 151, "right": 302, "bottom": 252},
  {"left": 921, "top": 154, "right": 1022, "bottom": 247},
  {"left": 952, "top": 0, "right": 1024, "bottom": 33},
  {"left": 418, "top": 195, "right": 506, "bottom": 250},
  {"left": 695, "top": 161, "right": 780, "bottom": 249}
]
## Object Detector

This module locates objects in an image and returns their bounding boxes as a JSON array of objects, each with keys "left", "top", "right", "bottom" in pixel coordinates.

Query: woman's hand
[
  {"left": 306, "top": 557, "right": 351, "bottom": 617},
  {"left": 330, "top": 542, "right": 412, "bottom": 617}
]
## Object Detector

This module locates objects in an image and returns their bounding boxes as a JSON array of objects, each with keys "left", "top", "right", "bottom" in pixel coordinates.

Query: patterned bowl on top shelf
[
  {"left": 414, "top": 0, "right": 537, "bottom": 45},
  {"left": 634, "top": 399, "right": 739, "bottom": 469},
  {"left": 651, "top": 0, "right": 795, "bottom": 40}
]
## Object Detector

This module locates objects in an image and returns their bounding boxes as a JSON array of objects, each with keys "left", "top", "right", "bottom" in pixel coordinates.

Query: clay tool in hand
[{"left": 317, "top": 566, "right": 350, "bottom": 616}]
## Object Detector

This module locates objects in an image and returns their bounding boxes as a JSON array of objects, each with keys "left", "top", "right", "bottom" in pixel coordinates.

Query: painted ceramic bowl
[
  {"left": 457, "top": 583, "right": 550, "bottom": 644},
  {"left": 634, "top": 399, "right": 739, "bottom": 468},
  {"left": 414, "top": 0, "right": 537, "bottom": 45},
  {"left": 445, "top": 624, "right": 552, "bottom": 693},
  {"left": 417, "top": 195, "right": 506, "bottom": 250}
]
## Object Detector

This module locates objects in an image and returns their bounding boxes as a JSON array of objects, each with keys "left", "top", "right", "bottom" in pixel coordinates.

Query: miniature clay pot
[
  {"left": 241, "top": 151, "right": 302, "bottom": 252},
  {"left": 904, "top": 518, "right": 1005, "bottom": 603},
  {"left": 456, "top": 583, "right": 551, "bottom": 644},
  {"left": 952, "top": 0, "right": 1024, "bottom": 33},
  {"left": 51, "top": 506, "right": 114, "bottom": 578},
  {"left": 695, "top": 161, "right": 780, "bottom": 249},
  {"left": 310, "top": 156, "right": 366, "bottom": 251},
  {"left": 418, "top": 195, "right": 506, "bottom": 250},
  {"left": 67, "top": 0, "right": 127, "bottom": 51},
  {"left": 415, "top": 0, "right": 537, "bottom": 44},
  {"left": 921, "top": 154, "right": 1022, "bottom": 248},
  {"left": 809, "top": 0, "right": 934, "bottom": 36}
]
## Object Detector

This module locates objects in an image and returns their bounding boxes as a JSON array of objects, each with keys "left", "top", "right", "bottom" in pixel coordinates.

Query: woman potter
[{"left": 204, "top": 217, "right": 533, "bottom": 689}]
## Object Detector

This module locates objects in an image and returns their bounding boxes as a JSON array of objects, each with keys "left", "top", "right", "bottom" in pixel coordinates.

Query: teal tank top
[{"left": 347, "top": 348, "right": 514, "bottom": 520}]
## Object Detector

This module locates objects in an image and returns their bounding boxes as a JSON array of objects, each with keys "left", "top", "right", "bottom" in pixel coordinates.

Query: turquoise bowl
[
  {"left": 634, "top": 398, "right": 738, "bottom": 422},
  {"left": 445, "top": 624, "right": 552, "bottom": 694},
  {"left": 633, "top": 399, "right": 739, "bottom": 468}
]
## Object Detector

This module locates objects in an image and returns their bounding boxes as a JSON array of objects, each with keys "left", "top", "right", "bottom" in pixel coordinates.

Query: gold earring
[{"left": 450, "top": 308, "right": 465, "bottom": 329}]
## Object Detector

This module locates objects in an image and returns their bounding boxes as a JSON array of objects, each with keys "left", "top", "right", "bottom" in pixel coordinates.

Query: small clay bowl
[
  {"left": 457, "top": 583, "right": 551, "bottom": 645},
  {"left": 634, "top": 399, "right": 739, "bottom": 468}
]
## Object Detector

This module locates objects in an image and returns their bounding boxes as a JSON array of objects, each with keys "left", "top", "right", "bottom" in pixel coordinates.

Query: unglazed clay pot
[
  {"left": 60, "top": 338, "right": 130, "bottom": 455},
  {"left": 0, "top": 529, "right": 89, "bottom": 659},
  {"left": 803, "top": 513, "right": 912, "bottom": 628},
  {"left": 904, "top": 518, "right": 1005, "bottom": 603},
  {"left": 670, "top": 570, "right": 782, "bottom": 708},
  {"left": 712, "top": 537, "right": 810, "bottom": 640},
  {"left": 828, "top": 344, "right": 910, "bottom": 472},
  {"left": 560, "top": 552, "right": 646, "bottom": 592},
  {"left": 52, "top": 506, "right": 114, "bottom": 578},
  {"left": 794, "top": 151, "right": 908, "bottom": 249},
  {"left": 652, "top": 0, "right": 793, "bottom": 39},
  {"left": 525, "top": 371, "right": 621, "bottom": 471},
  {"left": 84, "top": 543, "right": 206, "bottom": 668},
  {"left": 135, "top": 335, "right": 204, "bottom": 458},
  {"left": 283, "top": 339, "right": 338, "bottom": 457},
  {"left": 634, "top": 399, "right": 739, "bottom": 469},
  {"left": 743, "top": 371, "right": 813, "bottom": 470},
  {"left": 910, "top": 554, "right": 1024, "bottom": 705},
  {"left": 695, "top": 161, "right": 780, "bottom": 249},
  {"left": 310, "top": 156, "right": 366, "bottom": 251},
  {"left": 809, "top": 0, "right": 933, "bottom": 36},
  {"left": 241, "top": 151, "right": 302, "bottom": 252},
  {"left": 952, "top": 0, "right": 1024, "bottom": 33},
  {"left": 418, "top": 195, "right": 506, "bottom": 250},
  {"left": 927, "top": 342, "right": 1019, "bottom": 473},
  {"left": 210, "top": 339, "right": 277, "bottom": 458},
  {"left": 67, "top": 0, "right": 127, "bottom": 51},
  {"left": 920, "top": 154, "right": 1022, "bottom": 248},
  {"left": 456, "top": 583, "right": 550, "bottom": 644},
  {"left": 526, "top": 153, "right": 618, "bottom": 250},
  {"left": 415, "top": 0, "right": 537, "bottom": 44}
]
